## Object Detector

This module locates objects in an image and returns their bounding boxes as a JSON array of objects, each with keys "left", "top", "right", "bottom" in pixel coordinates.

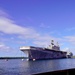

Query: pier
[{"left": 34, "top": 68, "right": 75, "bottom": 75}]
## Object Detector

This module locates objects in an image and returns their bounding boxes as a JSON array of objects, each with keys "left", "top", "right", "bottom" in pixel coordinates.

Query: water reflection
[
  {"left": 20, "top": 59, "right": 75, "bottom": 74},
  {"left": 0, "top": 59, "right": 75, "bottom": 75}
]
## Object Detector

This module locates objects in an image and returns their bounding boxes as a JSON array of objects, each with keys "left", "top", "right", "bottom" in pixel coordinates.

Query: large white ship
[{"left": 20, "top": 40, "right": 73, "bottom": 60}]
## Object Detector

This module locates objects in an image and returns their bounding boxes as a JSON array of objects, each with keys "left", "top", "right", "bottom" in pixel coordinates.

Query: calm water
[{"left": 0, "top": 58, "right": 75, "bottom": 75}]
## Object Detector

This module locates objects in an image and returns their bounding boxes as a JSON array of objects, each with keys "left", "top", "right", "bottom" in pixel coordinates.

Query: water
[{"left": 0, "top": 58, "right": 75, "bottom": 75}]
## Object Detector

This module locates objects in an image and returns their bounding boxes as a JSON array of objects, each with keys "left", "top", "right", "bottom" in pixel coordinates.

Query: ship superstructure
[{"left": 20, "top": 40, "right": 73, "bottom": 60}]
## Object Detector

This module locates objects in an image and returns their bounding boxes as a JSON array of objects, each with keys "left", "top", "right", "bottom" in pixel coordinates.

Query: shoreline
[
  {"left": 0, "top": 56, "right": 74, "bottom": 59},
  {"left": 0, "top": 57, "right": 28, "bottom": 59}
]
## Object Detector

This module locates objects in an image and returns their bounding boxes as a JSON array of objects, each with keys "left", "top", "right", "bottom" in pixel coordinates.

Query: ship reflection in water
[
  {"left": 0, "top": 59, "right": 75, "bottom": 75},
  {"left": 20, "top": 40, "right": 73, "bottom": 60}
]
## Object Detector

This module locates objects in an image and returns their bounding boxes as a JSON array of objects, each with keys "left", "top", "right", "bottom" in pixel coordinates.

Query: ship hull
[{"left": 23, "top": 49, "right": 67, "bottom": 60}]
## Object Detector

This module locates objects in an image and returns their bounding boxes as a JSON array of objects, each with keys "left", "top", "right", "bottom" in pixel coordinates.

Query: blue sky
[{"left": 0, "top": 0, "right": 75, "bottom": 57}]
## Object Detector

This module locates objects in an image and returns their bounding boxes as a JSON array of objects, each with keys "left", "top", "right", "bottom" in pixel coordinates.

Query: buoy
[
  {"left": 26, "top": 59, "right": 29, "bottom": 61},
  {"left": 33, "top": 59, "right": 35, "bottom": 61},
  {"left": 22, "top": 59, "right": 24, "bottom": 61}
]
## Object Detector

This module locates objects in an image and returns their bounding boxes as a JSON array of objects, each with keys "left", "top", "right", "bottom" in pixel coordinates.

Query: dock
[{"left": 34, "top": 68, "right": 75, "bottom": 75}]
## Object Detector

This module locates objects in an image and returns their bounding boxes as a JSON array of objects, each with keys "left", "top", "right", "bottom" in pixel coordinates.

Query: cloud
[
  {"left": 0, "top": 10, "right": 55, "bottom": 41},
  {"left": 0, "top": 17, "right": 28, "bottom": 34},
  {"left": 40, "top": 23, "right": 50, "bottom": 29},
  {"left": 0, "top": 43, "right": 12, "bottom": 51},
  {"left": 0, "top": 9, "right": 62, "bottom": 47},
  {"left": 64, "top": 36, "right": 75, "bottom": 42},
  {"left": 0, "top": 32, "right": 4, "bottom": 36},
  {"left": 0, "top": 9, "right": 75, "bottom": 55},
  {"left": 33, "top": 35, "right": 61, "bottom": 47},
  {"left": 65, "top": 27, "right": 75, "bottom": 32},
  {"left": 0, "top": 10, "right": 40, "bottom": 38},
  {"left": 0, "top": 9, "right": 10, "bottom": 18},
  {"left": 0, "top": 16, "right": 39, "bottom": 39},
  {"left": 0, "top": 36, "right": 8, "bottom": 42},
  {"left": 0, "top": 17, "right": 60, "bottom": 47},
  {"left": 64, "top": 36, "right": 75, "bottom": 44}
]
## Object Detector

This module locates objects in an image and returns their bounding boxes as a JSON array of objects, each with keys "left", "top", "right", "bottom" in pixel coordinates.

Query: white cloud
[
  {"left": 64, "top": 36, "right": 75, "bottom": 45},
  {"left": 0, "top": 9, "right": 75, "bottom": 55},
  {"left": 62, "top": 48, "right": 70, "bottom": 51},
  {"left": 0, "top": 32, "right": 4, "bottom": 36},
  {"left": 40, "top": 23, "right": 50, "bottom": 28},
  {"left": 0, "top": 16, "right": 60, "bottom": 47},
  {"left": 65, "top": 27, "right": 75, "bottom": 32},
  {"left": 0, "top": 9, "right": 39, "bottom": 38},
  {"left": 0, "top": 37, "right": 8, "bottom": 42},
  {"left": 0, "top": 43, "right": 11, "bottom": 51},
  {"left": 33, "top": 35, "right": 60, "bottom": 47},
  {"left": 0, "top": 9, "right": 10, "bottom": 18},
  {"left": 0, "top": 10, "right": 64, "bottom": 48},
  {"left": 0, "top": 10, "right": 56, "bottom": 44},
  {"left": 64, "top": 36, "right": 75, "bottom": 42},
  {"left": 0, "top": 17, "right": 39, "bottom": 39},
  {"left": 0, "top": 17, "right": 28, "bottom": 34}
]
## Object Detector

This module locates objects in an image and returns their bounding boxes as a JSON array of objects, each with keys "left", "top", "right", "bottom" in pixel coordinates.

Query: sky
[{"left": 0, "top": 0, "right": 75, "bottom": 57}]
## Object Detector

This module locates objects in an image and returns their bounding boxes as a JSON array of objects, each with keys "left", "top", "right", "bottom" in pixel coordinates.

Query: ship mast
[
  {"left": 51, "top": 40, "right": 54, "bottom": 46},
  {"left": 56, "top": 42, "right": 59, "bottom": 47}
]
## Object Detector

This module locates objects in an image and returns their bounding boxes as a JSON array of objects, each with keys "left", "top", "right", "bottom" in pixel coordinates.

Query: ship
[{"left": 20, "top": 40, "right": 73, "bottom": 60}]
